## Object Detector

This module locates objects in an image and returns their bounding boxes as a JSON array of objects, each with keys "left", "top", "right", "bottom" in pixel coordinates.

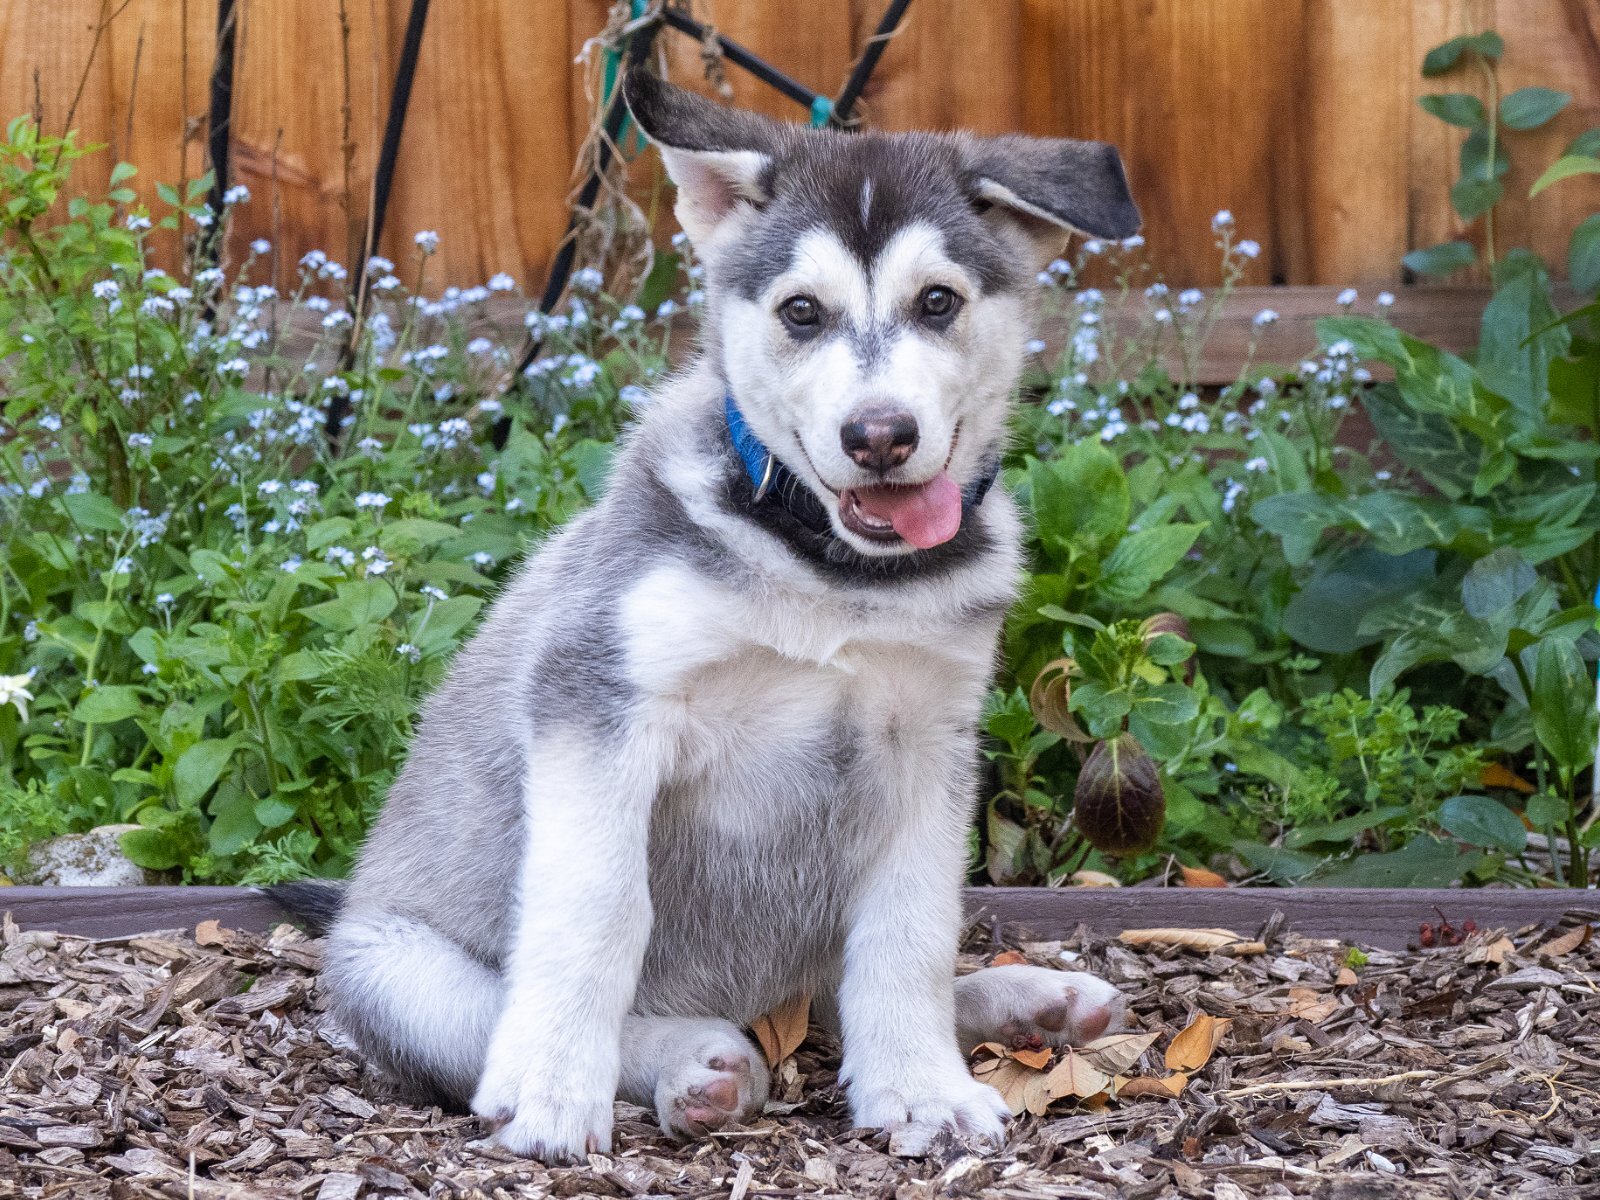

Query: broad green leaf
[
  {"left": 1460, "top": 126, "right": 1511, "bottom": 183},
  {"left": 1311, "top": 836, "right": 1482, "bottom": 887},
  {"left": 174, "top": 737, "right": 236, "bottom": 807},
  {"left": 1477, "top": 252, "right": 1569, "bottom": 419},
  {"left": 1451, "top": 176, "right": 1502, "bottom": 221},
  {"left": 1421, "top": 31, "right": 1503, "bottom": 76},
  {"left": 71, "top": 685, "right": 145, "bottom": 724},
  {"left": 1361, "top": 385, "right": 1479, "bottom": 498},
  {"left": 1250, "top": 493, "right": 1343, "bottom": 566},
  {"left": 1569, "top": 214, "right": 1600, "bottom": 297},
  {"left": 1031, "top": 442, "right": 1129, "bottom": 549},
  {"left": 1532, "top": 636, "right": 1596, "bottom": 781},
  {"left": 1526, "top": 791, "right": 1571, "bottom": 828},
  {"left": 1500, "top": 87, "right": 1570, "bottom": 131},
  {"left": 254, "top": 794, "right": 298, "bottom": 828},
  {"left": 1132, "top": 682, "right": 1199, "bottom": 725},
  {"left": 1284, "top": 805, "right": 1410, "bottom": 849},
  {"left": 1462, "top": 546, "right": 1536, "bottom": 618},
  {"left": 61, "top": 490, "right": 125, "bottom": 532},
  {"left": 1437, "top": 794, "right": 1527, "bottom": 852},
  {"left": 207, "top": 784, "right": 261, "bottom": 856},
  {"left": 1285, "top": 547, "right": 1436, "bottom": 654},
  {"left": 1095, "top": 523, "right": 1203, "bottom": 603},
  {"left": 1403, "top": 240, "right": 1477, "bottom": 278},
  {"left": 1530, "top": 154, "right": 1600, "bottom": 197},
  {"left": 120, "top": 828, "right": 183, "bottom": 870},
  {"left": 1418, "top": 92, "right": 1486, "bottom": 128},
  {"left": 299, "top": 579, "right": 398, "bottom": 631},
  {"left": 109, "top": 161, "right": 138, "bottom": 185}
]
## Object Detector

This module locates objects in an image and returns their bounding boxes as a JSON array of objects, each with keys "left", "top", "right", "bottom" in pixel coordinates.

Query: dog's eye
[
  {"left": 919, "top": 286, "right": 960, "bottom": 320},
  {"left": 779, "top": 295, "right": 821, "bottom": 328}
]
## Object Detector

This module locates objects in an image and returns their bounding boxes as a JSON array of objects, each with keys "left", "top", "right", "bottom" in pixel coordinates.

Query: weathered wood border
[{"left": 5, "top": 886, "right": 1594, "bottom": 950}]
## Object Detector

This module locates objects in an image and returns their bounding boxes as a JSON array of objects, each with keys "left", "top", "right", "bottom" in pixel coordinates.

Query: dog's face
[{"left": 626, "top": 74, "right": 1139, "bottom": 556}]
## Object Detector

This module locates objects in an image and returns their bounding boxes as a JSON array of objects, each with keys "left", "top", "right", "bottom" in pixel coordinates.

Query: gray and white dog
[{"left": 273, "top": 71, "right": 1139, "bottom": 1162}]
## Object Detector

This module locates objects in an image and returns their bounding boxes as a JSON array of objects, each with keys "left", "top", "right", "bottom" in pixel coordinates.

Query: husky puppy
[{"left": 273, "top": 72, "right": 1139, "bottom": 1161}]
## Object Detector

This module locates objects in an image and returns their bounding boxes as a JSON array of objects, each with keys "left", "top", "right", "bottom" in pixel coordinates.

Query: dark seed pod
[
  {"left": 1073, "top": 734, "right": 1166, "bottom": 855},
  {"left": 1029, "top": 658, "right": 1093, "bottom": 742},
  {"left": 1140, "top": 612, "right": 1197, "bottom": 683},
  {"left": 1139, "top": 612, "right": 1193, "bottom": 644}
]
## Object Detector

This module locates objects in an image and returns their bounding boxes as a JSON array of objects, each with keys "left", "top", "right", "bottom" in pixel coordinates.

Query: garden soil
[{"left": 1, "top": 905, "right": 1596, "bottom": 1198}]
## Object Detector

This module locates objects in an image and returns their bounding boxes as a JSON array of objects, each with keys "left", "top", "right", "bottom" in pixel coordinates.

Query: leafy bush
[{"left": 2, "top": 29, "right": 1597, "bottom": 889}]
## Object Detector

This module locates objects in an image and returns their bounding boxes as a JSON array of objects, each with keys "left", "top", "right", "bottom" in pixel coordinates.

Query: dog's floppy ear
[
  {"left": 624, "top": 70, "right": 788, "bottom": 246},
  {"left": 965, "top": 135, "right": 1141, "bottom": 254}
]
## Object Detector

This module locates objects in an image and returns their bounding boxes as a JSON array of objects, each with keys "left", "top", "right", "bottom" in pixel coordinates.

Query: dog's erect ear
[
  {"left": 624, "top": 71, "right": 789, "bottom": 245},
  {"left": 965, "top": 135, "right": 1140, "bottom": 254}
]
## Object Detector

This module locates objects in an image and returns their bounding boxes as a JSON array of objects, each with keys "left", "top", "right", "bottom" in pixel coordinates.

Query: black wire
[
  {"left": 328, "top": 0, "right": 431, "bottom": 438},
  {"left": 833, "top": 0, "right": 914, "bottom": 126},
  {"left": 200, "top": 0, "right": 238, "bottom": 318},
  {"left": 658, "top": 7, "right": 823, "bottom": 111}
]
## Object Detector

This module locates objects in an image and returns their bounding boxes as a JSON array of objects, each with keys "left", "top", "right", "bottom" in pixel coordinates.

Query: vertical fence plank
[{"left": 849, "top": 0, "right": 1023, "bottom": 135}]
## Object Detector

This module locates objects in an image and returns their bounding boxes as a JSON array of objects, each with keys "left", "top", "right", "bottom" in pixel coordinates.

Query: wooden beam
[{"left": 5, "top": 885, "right": 1592, "bottom": 949}]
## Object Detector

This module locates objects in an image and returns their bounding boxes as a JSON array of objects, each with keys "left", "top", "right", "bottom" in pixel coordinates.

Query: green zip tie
[
  {"left": 602, "top": 0, "right": 650, "bottom": 157},
  {"left": 810, "top": 95, "right": 834, "bottom": 128}
]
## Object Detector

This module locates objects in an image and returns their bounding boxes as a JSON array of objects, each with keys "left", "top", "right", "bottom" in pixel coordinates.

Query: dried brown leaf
[
  {"left": 1165, "top": 1013, "right": 1231, "bottom": 1071},
  {"left": 1117, "top": 1072, "right": 1187, "bottom": 1100},
  {"left": 1536, "top": 923, "right": 1591, "bottom": 958},
  {"left": 1121, "top": 927, "right": 1243, "bottom": 953},
  {"left": 1481, "top": 762, "right": 1535, "bottom": 793},
  {"left": 1043, "top": 1048, "right": 1113, "bottom": 1100},
  {"left": 1079, "top": 1030, "right": 1160, "bottom": 1075},
  {"left": 1285, "top": 987, "right": 1339, "bottom": 1024},
  {"left": 973, "top": 1055, "right": 1053, "bottom": 1115},
  {"left": 1178, "top": 866, "right": 1228, "bottom": 888},
  {"left": 1070, "top": 870, "right": 1121, "bottom": 888},
  {"left": 989, "top": 949, "right": 1028, "bottom": 967},
  {"left": 1334, "top": 967, "right": 1359, "bottom": 987},
  {"left": 750, "top": 991, "right": 811, "bottom": 1067},
  {"left": 1012, "top": 1046, "right": 1053, "bottom": 1070}
]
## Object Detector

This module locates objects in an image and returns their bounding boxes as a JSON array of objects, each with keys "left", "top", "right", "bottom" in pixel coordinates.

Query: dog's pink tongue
[{"left": 855, "top": 473, "right": 963, "bottom": 549}]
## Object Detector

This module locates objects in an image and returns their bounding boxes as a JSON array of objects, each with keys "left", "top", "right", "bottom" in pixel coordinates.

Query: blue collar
[{"left": 723, "top": 393, "right": 999, "bottom": 519}]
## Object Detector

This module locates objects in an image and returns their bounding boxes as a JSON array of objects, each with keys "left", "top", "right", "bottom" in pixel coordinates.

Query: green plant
[
  {"left": 0, "top": 118, "right": 673, "bottom": 882},
  {"left": 1407, "top": 30, "right": 1578, "bottom": 279}
]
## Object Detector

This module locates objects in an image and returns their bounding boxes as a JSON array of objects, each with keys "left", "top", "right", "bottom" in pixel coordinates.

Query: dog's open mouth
[{"left": 838, "top": 473, "right": 963, "bottom": 549}]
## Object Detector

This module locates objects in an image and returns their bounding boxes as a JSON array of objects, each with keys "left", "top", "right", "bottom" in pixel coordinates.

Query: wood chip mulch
[{"left": 2, "top": 904, "right": 1598, "bottom": 1199}]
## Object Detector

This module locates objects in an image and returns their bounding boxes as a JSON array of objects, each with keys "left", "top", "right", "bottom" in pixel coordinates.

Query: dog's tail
[{"left": 262, "top": 879, "right": 347, "bottom": 936}]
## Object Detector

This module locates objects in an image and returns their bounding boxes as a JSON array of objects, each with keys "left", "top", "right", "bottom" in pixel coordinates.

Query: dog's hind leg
[
  {"left": 953, "top": 965, "right": 1125, "bottom": 1054},
  {"left": 322, "top": 907, "right": 502, "bottom": 1106},
  {"left": 618, "top": 1017, "right": 769, "bottom": 1139}
]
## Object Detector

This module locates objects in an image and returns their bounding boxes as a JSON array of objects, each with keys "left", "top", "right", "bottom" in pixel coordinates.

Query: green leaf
[
  {"left": 1132, "top": 682, "right": 1200, "bottom": 725},
  {"left": 1249, "top": 493, "right": 1343, "bottom": 566},
  {"left": 1311, "top": 836, "right": 1482, "bottom": 887},
  {"left": 1030, "top": 442, "right": 1129, "bottom": 550},
  {"left": 1361, "top": 384, "right": 1480, "bottom": 498},
  {"left": 1285, "top": 547, "right": 1436, "bottom": 654},
  {"left": 254, "top": 794, "right": 298, "bottom": 829},
  {"left": 1403, "top": 240, "right": 1477, "bottom": 278},
  {"left": 1526, "top": 791, "right": 1570, "bottom": 828},
  {"left": 1462, "top": 546, "right": 1536, "bottom": 618},
  {"left": 1530, "top": 155, "right": 1600, "bottom": 197},
  {"left": 61, "top": 490, "right": 125, "bottom": 532},
  {"left": 1532, "top": 636, "right": 1596, "bottom": 780},
  {"left": 109, "top": 161, "right": 137, "bottom": 185},
  {"left": 1500, "top": 87, "right": 1570, "bottom": 131},
  {"left": 1419, "top": 92, "right": 1487, "bottom": 128},
  {"left": 1437, "top": 794, "right": 1528, "bottom": 853},
  {"left": 299, "top": 579, "right": 398, "bottom": 631},
  {"left": 174, "top": 738, "right": 236, "bottom": 807},
  {"left": 1421, "top": 31, "right": 1502, "bottom": 77},
  {"left": 1451, "top": 176, "right": 1502, "bottom": 221},
  {"left": 1095, "top": 523, "right": 1203, "bottom": 603},
  {"left": 1478, "top": 251, "right": 1569, "bottom": 419},
  {"left": 1284, "top": 805, "right": 1410, "bottom": 849},
  {"left": 71, "top": 685, "right": 145, "bottom": 725},
  {"left": 1460, "top": 126, "right": 1511, "bottom": 183},
  {"left": 120, "top": 827, "right": 182, "bottom": 871},
  {"left": 156, "top": 181, "right": 180, "bottom": 206},
  {"left": 273, "top": 651, "right": 323, "bottom": 683},
  {"left": 207, "top": 785, "right": 261, "bottom": 856},
  {"left": 1568, "top": 214, "right": 1600, "bottom": 296}
]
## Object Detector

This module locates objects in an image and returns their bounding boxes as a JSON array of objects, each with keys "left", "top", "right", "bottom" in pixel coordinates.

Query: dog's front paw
[
  {"left": 849, "top": 1069, "right": 1011, "bottom": 1156},
  {"left": 473, "top": 1057, "right": 612, "bottom": 1162}
]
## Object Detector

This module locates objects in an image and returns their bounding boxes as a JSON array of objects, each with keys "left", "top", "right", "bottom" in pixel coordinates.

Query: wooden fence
[{"left": 1, "top": 0, "right": 1597, "bottom": 294}]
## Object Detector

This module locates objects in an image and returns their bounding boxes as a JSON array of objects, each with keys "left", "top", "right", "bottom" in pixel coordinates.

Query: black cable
[
  {"left": 832, "top": 0, "right": 914, "bottom": 126},
  {"left": 494, "top": 19, "right": 661, "bottom": 448},
  {"left": 200, "top": 0, "right": 238, "bottom": 317},
  {"left": 658, "top": 7, "right": 823, "bottom": 111},
  {"left": 329, "top": 0, "right": 431, "bottom": 438}
]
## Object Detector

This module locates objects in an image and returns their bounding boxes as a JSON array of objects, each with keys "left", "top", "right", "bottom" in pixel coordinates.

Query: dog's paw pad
[{"left": 660, "top": 1054, "right": 764, "bottom": 1138}]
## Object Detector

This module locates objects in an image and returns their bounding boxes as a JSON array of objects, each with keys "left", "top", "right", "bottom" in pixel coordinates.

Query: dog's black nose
[{"left": 840, "top": 408, "right": 919, "bottom": 473}]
